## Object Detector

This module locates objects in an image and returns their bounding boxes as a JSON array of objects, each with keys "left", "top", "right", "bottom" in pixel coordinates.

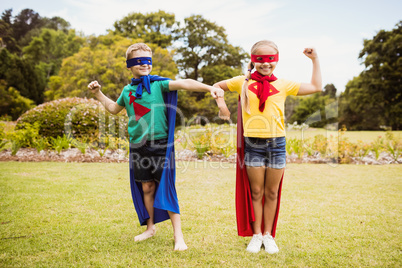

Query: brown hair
[
  {"left": 125, "top": 43, "right": 152, "bottom": 60},
  {"left": 241, "top": 40, "right": 279, "bottom": 113}
]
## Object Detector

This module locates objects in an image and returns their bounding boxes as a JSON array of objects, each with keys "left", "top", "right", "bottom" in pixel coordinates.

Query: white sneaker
[
  {"left": 246, "top": 233, "right": 263, "bottom": 253},
  {"left": 263, "top": 233, "right": 279, "bottom": 254}
]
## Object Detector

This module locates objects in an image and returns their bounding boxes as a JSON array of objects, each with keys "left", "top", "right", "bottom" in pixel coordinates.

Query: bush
[
  {"left": 0, "top": 123, "right": 8, "bottom": 150},
  {"left": 15, "top": 97, "right": 128, "bottom": 142}
]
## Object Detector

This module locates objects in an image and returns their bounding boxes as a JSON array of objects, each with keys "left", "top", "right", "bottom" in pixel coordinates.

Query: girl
[{"left": 214, "top": 40, "right": 322, "bottom": 253}]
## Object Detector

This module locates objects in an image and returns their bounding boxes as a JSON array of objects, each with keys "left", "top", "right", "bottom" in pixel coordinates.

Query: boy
[{"left": 88, "top": 43, "right": 224, "bottom": 251}]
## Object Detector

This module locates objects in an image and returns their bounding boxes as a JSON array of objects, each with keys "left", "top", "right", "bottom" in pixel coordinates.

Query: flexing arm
[
  {"left": 169, "top": 79, "right": 224, "bottom": 99},
  {"left": 213, "top": 81, "right": 231, "bottom": 120},
  {"left": 298, "top": 48, "right": 322, "bottom": 96},
  {"left": 88, "top": 81, "right": 124, "bottom": 115}
]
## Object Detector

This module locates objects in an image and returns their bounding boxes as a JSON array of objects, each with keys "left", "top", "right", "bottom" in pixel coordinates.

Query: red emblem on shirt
[
  {"left": 248, "top": 82, "right": 279, "bottom": 97},
  {"left": 129, "top": 91, "right": 151, "bottom": 121}
]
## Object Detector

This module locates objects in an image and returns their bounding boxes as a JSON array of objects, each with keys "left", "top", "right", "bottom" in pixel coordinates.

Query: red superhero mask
[{"left": 251, "top": 54, "right": 279, "bottom": 63}]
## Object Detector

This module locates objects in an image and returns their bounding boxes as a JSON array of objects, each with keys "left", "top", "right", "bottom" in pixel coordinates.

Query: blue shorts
[
  {"left": 244, "top": 136, "right": 286, "bottom": 169},
  {"left": 129, "top": 138, "right": 168, "bottom": 183}
]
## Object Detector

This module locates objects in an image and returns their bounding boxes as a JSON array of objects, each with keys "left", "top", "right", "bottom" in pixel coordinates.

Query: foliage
[
  {"left": 191, "top": 129, "right": 212, "bottom": 159},
  {"left": 340, "top": 21, "right": 402, "bottom": 130},
  {"left": 15, "top": 97, "right": 128, "bottom": 142},
  {"left": 23, "top": 28, "right": 85, "bottom": 78},
  {"left": 172, "top": 15, "right": 247, "bottom": 122},
  {"left": 0, "top": 48, "right": 46, "bottom": 104},
  {"left": 45, "top": 34, "right": 177, "bottom": 101},
  {"left": 5, "top": 122, "right": 40, "bottom": 154},
  {"left": 50, "top": 134, "right": 71, "bottom": 154},
  {"left": 175, "top": 124, "right": 237, "bottom": 159},
  {"left": 385, "top": 131, "right": 402, "bottom": 161},
  {"left": 0, "top": 8, "right": 71, "bottom": 53},
  {"left": 0, "top": 123, "right": 8, "bottom": 150},
  {"left": 322, "top": 83, "right": 337, "bottom": 98},
  {"left": 33, "top": 136, "right": 49, "bottom": 153},
  {"left": 0, "top": 80, "right": 36, "bottom": 120},
  {"left": 288, "top": 84, "right": 338, "bottom": 128},
  {"left": 174, "top": 14, "right": 247, "bottom": 82},
  {"left": 112, "top": 10, "right": 176, "bottom": 48},
  {"left": 0, "top": 8, "right": 83, "bottom": 120}
]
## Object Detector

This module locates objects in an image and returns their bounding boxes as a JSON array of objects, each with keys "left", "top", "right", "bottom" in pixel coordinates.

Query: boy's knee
[{"left": 142, "top": 181, "right": 156, "bottom": 194}]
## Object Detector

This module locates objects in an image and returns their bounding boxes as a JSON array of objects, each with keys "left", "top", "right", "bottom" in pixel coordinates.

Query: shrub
[
  {"left": 15, "top": 97, "right": 128, "bottom": 142},
  {"left": 0, "top": 123, "right": 8, "bottom": 150},
  {"left": 6, "top": 122, "right": 40, "bottom": 148},
  {"left": 50, "top": 134, "right": 71, "bottom": 154}
]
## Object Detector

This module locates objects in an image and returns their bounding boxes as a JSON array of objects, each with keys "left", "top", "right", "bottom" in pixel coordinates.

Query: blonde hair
[
  {"left": 241, "top": 40, "right": 279, "bottom": 113},
  {"left": 125, "top": 43, "right": 152, "bottom": 60}
]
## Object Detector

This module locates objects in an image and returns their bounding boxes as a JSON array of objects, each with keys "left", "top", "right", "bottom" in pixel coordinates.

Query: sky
[{"left": 1, "top": 0, "right": 401, "bottom": 93}]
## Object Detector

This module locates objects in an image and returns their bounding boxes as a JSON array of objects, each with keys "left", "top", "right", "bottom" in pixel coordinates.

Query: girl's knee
[
  {"left": 251, "top": 187, "right": 264, "bottom": 201},
  {"left": 265, "top": 189, "right": 278, "bottom": 201}
]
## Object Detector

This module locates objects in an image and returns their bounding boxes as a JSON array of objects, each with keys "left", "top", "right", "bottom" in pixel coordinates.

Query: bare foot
[
  {"left": 134, "top": 226, "right": 156, "bottom": 242},
  {"left": 174, "top": 235, "right": 188, "bottom": 251}
]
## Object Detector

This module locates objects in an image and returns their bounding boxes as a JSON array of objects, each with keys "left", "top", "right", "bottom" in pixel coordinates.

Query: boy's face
[{"left": 128, "top": 50, "right": 152, "bottom": 78}]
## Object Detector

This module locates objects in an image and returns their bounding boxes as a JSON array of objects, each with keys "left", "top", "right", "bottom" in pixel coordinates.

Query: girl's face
[
  {"left": 252, "top": 45, "right": 278, "bottom": 76},
  {"left": 128, "top": 50, "right": 153, "bottom": 78}
]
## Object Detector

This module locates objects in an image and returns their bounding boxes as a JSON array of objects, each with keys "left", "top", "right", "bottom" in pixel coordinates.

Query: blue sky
[{"left": 1, "top": 0, "right": 401, "bottom": 93}]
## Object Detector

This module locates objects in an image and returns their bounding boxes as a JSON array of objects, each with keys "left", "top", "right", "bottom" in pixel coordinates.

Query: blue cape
[{"left": 129, "top": 90, "right": 179, "bottom": 225}]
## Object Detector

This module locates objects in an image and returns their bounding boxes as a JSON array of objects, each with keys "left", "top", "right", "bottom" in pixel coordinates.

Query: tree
[
  {"left": 322, "top": 83, "right": 337, "bottom": 98},
  {"left": 113, "top": 10, "right": 176, "bottom": 48},
  {"left": 340, "top": 21, "right": 401, "bottom": 130},
  {"left": 42, "top": 16, "right": 70, "bottom": 33},
  {"left": 287, "top": 83, "right": 338, "bottom": 128},
  {"left": 339, "top": 76, "right": 383, "bottom": 130},
  {"left": 173, "top": 15, "right": 247, "bottom": 121},
  {"left": 0, "top": 8, "right": 72, "bottom": 54},
  {"left": 23, "top": 28, "right": 84, "bottom": 78},
  {"left": 0, "top": 9, "right": 19, "bottom": 53},
  {"left": 0, "top": 80, "right": 35, "bottom": 120},
  {"left": 11, "top": 9, "right": 44, "bottom": 49},
  {"left": 0, "top": 8, "right": 81, "bottom": 112},
  {"left": 0, "top": 48, "right": 46, "bottom": 104},
  {"left": 46, "top": 34, "right": 178, "bottom": 101},
  {"left": 174, "top": 15, "right": 247, "bottom": 82}
]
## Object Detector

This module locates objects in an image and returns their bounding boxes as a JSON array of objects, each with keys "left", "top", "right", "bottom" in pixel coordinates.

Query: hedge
[{"left": 16, "top": 97, "right": 128, "bottom": 141}]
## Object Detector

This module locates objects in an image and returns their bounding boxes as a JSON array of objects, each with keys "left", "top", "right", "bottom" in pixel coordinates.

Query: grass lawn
[{"left": 0, "top": 162, "right": 401, "bottom": 267}]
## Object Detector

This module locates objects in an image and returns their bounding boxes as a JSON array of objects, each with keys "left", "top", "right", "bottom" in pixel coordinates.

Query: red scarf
[{"left": 250, "top": 72, "right": 278, "bottom": 112}]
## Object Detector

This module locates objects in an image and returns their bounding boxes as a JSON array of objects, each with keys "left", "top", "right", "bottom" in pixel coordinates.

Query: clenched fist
[{"left": 88, "top": 81, "right": 101, "bottom": 94}]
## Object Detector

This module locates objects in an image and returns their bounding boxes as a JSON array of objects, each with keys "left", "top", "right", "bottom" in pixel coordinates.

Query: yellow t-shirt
[{"left": 227, "top": 75, "right": 300, "bottom": 138}]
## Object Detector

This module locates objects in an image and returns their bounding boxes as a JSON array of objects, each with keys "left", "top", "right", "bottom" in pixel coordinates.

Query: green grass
[{"left": 0, "top": 162, "right": 401, "bottom": 267}]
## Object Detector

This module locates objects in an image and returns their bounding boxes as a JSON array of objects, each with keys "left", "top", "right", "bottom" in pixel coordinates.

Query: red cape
[{"left": 235, "top": 98, "right": 283, "bottom": 237}]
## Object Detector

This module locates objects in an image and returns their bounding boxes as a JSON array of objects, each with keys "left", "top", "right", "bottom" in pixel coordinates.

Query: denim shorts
[
  {"left": 244, "top": 136, "right": 286, "bottom": 169},
  {"left": 129, "top": 138, "right": 168, "bottom": 183}
]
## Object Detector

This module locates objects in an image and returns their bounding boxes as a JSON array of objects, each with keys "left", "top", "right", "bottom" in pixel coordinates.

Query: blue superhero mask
[{"left": 126, "top": 57, "right": 152, "bottom": 68}]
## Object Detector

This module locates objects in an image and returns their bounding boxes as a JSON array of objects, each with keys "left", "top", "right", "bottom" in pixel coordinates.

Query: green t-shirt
[{"left": 116, "top": 80, "right": 170, "bottom": 144}]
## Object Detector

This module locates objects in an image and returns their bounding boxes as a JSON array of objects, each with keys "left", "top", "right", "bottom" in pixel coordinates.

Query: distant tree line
[{"left": 0, "top": 8, "right": 400, "bottom": 130}]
